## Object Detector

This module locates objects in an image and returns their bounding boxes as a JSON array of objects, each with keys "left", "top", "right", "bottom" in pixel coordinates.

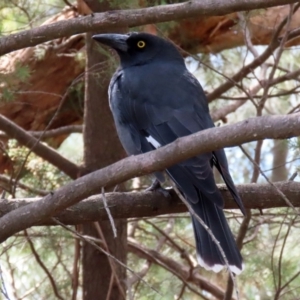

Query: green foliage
[
  {"left": 0, "top": 0, "right": 64, "bottom": 35},
  {"left": 14, "top": 63, "right": 31, "bottom": 82},
  {"left": 1, "top": 87, "right": 15, "bottom": 102},
  {"left": 3, "top": 227, "right": 76, "bottom": 299},
  {"left": 7, "top": 140, "right": 71, "bottom": 196},
  {"left": 0, "top": 63, "right": 31, "bottom": 103}
]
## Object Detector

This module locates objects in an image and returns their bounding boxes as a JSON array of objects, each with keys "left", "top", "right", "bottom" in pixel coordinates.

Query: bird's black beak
[{"left": 92, "top": 34, "right": 129, "bottom": 52}]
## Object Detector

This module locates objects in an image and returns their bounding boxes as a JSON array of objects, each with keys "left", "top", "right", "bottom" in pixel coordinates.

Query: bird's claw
[{"left": 145, "top": 179, "right": 171, "bottom": 198}]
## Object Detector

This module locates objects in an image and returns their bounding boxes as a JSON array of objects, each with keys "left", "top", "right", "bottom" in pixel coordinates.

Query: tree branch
[
  {"left": 0, "top": 113, "right": 299, "bottom": 242},
  {"left": 0, "top": 181, "right": 299, "bottom": 225},
  {"left": 0, "top": 174, "right": 48, "bottom": 196},
  {"left": 207, "top": 3, "right": 300, "bottom": 102},
  {"left": 128, "top": 238, "right": 228, "bottom": 299},
  {"left": 0, "top": 114, "right": 79, "bottom": 179},
  {"left": 0, "top": 125, "right": 83, "bottom": 140},
  {"left": 0, "top": 0, "right": 298, "bottom": 56}
]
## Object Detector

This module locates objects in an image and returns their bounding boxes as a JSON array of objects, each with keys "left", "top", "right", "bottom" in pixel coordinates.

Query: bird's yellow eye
[{"left": 137, "top": 40, "right": 146, "bottom": 48}]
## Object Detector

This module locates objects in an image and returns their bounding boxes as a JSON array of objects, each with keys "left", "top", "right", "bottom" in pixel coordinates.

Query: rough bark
[{"left": 82, "top": 9, "right": 127, "bottom": 298}]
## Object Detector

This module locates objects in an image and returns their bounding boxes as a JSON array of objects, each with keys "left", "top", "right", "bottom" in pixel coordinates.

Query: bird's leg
[
  {"left": 145, "top": 178, "right": 170, "bottom": 197},
  {"left": 145, "top": 178, "right": 161, "bottom": 191}
]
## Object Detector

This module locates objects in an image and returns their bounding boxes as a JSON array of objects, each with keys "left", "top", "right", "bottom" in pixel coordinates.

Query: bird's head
[{"left": 92, "top": 32, "right": 184, "bottom": 68}]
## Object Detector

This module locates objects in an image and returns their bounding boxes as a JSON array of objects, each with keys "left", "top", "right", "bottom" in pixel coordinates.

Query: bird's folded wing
[{"left": 139, "top": 105, "right": 224, "bottom": 208}]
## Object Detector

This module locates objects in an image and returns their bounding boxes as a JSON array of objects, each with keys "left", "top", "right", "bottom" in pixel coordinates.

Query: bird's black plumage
[{"left": 93, "top": 32, "right": 246, "bottom": 274}]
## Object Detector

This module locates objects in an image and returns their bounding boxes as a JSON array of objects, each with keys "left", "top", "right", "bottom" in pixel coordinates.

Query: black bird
[{"left": 93, "top": 32, "right": 246, "bottom": 274}]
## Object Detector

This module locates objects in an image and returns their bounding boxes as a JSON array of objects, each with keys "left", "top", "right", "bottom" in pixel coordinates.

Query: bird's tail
[{"left": 190, "top": 195, "right": 243, "bottom": 274}]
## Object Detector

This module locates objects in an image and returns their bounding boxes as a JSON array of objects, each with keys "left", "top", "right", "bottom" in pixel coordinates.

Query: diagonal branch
[
  {"left": 0, "top": 0, "right": 298, "bottom": 55},
  {"left": 128, "top": 238, "right": 228, "bottom": 299},
  {"left": 0, "top": 125, "right": 83, "bottom": 140},
  {"left": 24, "top": 230, "right": 64, "bottom": 300},
  {"left": 0, "top": 174, "right": 48, "bottom": 196},
  {"left": 0, "top": 113, "right": 299, "bottom": 242},
  {"left": 0, "top": 114, "right": 79, "bottom": 179}
]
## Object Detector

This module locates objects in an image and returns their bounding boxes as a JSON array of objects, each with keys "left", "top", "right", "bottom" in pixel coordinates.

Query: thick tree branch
[
  {"left": 0, "top": 114, "right": 79, "bottom": 179},
  {"left": 0, "top": 0, "right": 298, "bottom": 56},
  {"left": 0, "top": 113, "right": 299, "bottom": 242},
  {"left": 0, "top": 181, "right": 299, "bottom": 225}
]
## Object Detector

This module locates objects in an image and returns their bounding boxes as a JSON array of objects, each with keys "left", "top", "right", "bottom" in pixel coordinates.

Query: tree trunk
[{"left": 82, "top": 26, "right": 127, "bottom": 300}]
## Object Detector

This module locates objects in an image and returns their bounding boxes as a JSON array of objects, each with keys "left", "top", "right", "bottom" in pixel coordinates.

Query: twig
[
  {"left": 93, "top": 222, "right": 126, "bottom": 299},
  {"left": 0, "top": 263, "right": 10, "bottom": 300},
  {"left": 128, "top": 238, "right": 226, "bottom": 299},
  {"left": 101, "top": 187, "right": 117, "bottom": 238},
  {"left": 105, "top": 274, "right": 114, "bottom": 300},
  {"left": 289, "top": 172, "right": 297, "bottom": 181},
  {"left": 11, "top": 74, "right": 82, "bottom": 196},
  {"left": 239, "top": 145, "right": 298, "bottom": 213},
  {"left": 274, "top": 215, "right": 297, "bottom": 300},
  {"left": 171, "top": 184, "right": 240, "bottom": 300},
  {"left": 62, "top": 0, "right": 77, "bottom": 11},
  {"left": 71, "top": 238, "right": 80, "bottom": 300},
  {"left": 128, "top": 218, "right": 175, "bottom": 295},
  {"left": 207, "top": 3, "right": 300, "bottom": 102},
  {"left": 3, "top": 250, "right": 18, "bottom": 299},
  {"left": 0, "top": 115, "right": 79, "bottom": 179},
  {"left": 144, "top": 219, "right": 195, "bottom": 270},
  {"left": 24, "top": 230, "right": 64, "bottom": 300},
  {"left": 52, "top": 218, "right": 162, "bottom": 296},
  {"left": 0, "top": 125, "right": 83, "bottom": 140},
  {"left": 0, "top": 174, "right": 48, "bottom": 196},
  {"left": 277, "top": 270, "right": 300, "bottom": 296},
  {"left": 224, "top": 210, "right": 251, "bottom": 300},
  {"left": 238, "top": 12, "right": 259, "bottom": 58},
  {"left": 257, "top": 4, "right": 299, "bottom": 116}
]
